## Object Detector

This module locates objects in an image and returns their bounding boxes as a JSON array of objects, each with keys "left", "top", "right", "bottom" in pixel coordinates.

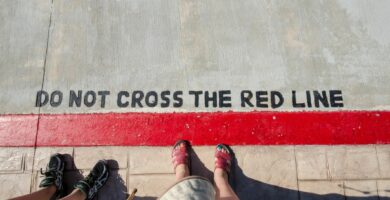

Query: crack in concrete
[{"left": 30, "top": 0, "right": 55, "bottom": 193}]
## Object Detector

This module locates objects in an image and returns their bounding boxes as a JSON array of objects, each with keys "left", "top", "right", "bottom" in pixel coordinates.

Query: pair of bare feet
[{"left": 172, "top": 141, "right": 239, "bottom": 200}]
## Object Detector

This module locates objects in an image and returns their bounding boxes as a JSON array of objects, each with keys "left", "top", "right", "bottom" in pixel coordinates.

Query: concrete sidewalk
[
  {"left": 0, "top": 145, "right": 389, "bottom": 199},
  {"left": 2, "top": 0, "right": 390, "bottom": 114},
  {"left": 1, "top": 1, "right": 390, "bottom": 200}
]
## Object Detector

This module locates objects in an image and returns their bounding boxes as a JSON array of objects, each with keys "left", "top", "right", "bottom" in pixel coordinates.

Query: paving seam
[
  {"left": 34, "top": 0, "right": 54, "bottom": 147},
  {"left": 294, "top": 146, "right": 302, "bottom": 200},
  {"left": 374, "top": 146, "right": 383, "bottom": 178},
  {"left": 30, "top": 0, "right": 54, "bottom": 193},
  {"left": 376, "top": 180, "right": 380, "bottom": 200}
]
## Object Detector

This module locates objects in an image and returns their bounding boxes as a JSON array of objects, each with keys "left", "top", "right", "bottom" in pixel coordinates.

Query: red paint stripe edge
[{"left": 0, "top": 111, "right": 389, "bottom": 147}]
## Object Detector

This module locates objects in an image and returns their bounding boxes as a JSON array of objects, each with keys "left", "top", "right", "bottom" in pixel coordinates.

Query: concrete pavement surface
[
  {"left": 1, "top": 0, "right": 390, "bottom": 114},
  {"left": 0, "top": 145, "right": 390, "bottom": 199},
  {"left": 1, "top": 0, "right": 390, "bottom": 199}
]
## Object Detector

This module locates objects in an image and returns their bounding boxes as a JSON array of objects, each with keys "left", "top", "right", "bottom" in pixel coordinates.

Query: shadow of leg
[
  {"left": 190, "top": 148, "right": 214, "bottom": 182},
  {"left": 230, "top": 150, "right": 389, "bottom": 200},
  {"left": 61, "top": 154, "right": 84, "bottom": 195},
  {"left": 97, "top": 160, "right": 128, "bottom": 200}
]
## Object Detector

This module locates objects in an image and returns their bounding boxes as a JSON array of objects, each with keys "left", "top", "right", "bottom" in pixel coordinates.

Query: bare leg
[
  {"left": 175, "top": 163, "right": 190, "bottom": 181},
  {"left": 59, "top": 189, "right": 86, "bottom": 200},
  {"left": 9, "top": 186, "right": 86, "bottom": 200},
  {"left": 214, "top": 168, "right": 239, "bottom": 200},
  {"left": 214, "top": 146, "right": 239, "bottom": 200},
  {"left": 9, "top": 185, "right": 56, "bottom": 200},
  {"left": 172, "top": 141, "right": 190, "bottom": 181}
]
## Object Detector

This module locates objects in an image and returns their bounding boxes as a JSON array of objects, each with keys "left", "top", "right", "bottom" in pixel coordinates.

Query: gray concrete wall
[{"left": 1, "top": 0, "right": 389, "bottom": 114}]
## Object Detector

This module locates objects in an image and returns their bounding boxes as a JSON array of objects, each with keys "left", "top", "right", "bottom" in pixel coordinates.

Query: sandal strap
[
  {"left": 215, "top": 145, "right": 232, "bottom": 173},
  {"left": 171, "top": 141, "right": 189, "bottom": 170},
  {"left": 172, "top": 149, "right": 188, "bottom": 167}
]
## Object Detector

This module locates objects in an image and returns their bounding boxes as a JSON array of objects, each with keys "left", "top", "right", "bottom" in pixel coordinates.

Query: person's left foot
[
  {"left": 39, "top": 153, "right": 65, "bottom": 198},
  {"left": 74, "top": 160, "right": 109, "bottom": 200}
]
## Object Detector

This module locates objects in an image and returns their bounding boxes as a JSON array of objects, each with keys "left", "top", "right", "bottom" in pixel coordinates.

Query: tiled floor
[{"left": 0, "top": 145, "right": 389, "bottom": 200}]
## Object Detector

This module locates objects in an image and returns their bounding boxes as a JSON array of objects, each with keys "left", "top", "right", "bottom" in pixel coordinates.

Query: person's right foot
[
  {"left": 74, "top": 160, "right": 109, "bottom": 200},
  {"left": 214, "top": 144, "right": 232, "bottom": 174}
]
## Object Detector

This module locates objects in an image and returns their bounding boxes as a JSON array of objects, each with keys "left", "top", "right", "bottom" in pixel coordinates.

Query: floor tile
[
  {"left": 128, "top": 174, "right": 176, "bottom": 198},
  {"left": 0, "top": 147, "right": 34, "bottom": 173},
  {"left": 376, "top": 145, "right": 390, "bottom": 178},
  {"left": 129, "top": 147, "right": 172, "bottom": 174},
  {"left": 295, "top": 146, "right": 328, "bottom": 180},
  {"left": 236, "top": 146, "right": 299, "bottom": 200},
  {"left": 74, "top": 147, "right": 128, "bottom": 169},
  {"left": 0, "top": 173, "right": 32, "bottom": 199},
  {"left": 327, "top": 146, "right": 380, "bottom": 179}
]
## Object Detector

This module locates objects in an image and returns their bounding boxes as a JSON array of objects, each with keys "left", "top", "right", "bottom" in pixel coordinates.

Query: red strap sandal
[
  {"left": 171, "top": 140, "right": 191, "bottom": 173},
  {"left": 215, "top": 144, "right": 232, "bottom": 174}
]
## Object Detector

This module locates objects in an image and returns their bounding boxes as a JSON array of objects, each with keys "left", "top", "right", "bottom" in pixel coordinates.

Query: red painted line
[
  {"left": 0, "top": 115, "right": 38, "bottom": 147},
  {"left": 1, "top": 111, "right": 390, "bottom": 146}
]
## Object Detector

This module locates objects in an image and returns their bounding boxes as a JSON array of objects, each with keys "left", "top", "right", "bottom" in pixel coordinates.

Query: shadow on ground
[
  {"left": 62, "top": 151, "right": 390, "bottom": 200},
  {"left": 61, "top": 154, "right": 84, "bottom": 195},
  {"left": 61, "top": 155, "right": 128, "bottom": 200},
  {"left": 227, "top": 146, "right": 390, "bottom": 200},
  {"left": 233, "top": 159, "right": 390, "bottom": 200}
]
